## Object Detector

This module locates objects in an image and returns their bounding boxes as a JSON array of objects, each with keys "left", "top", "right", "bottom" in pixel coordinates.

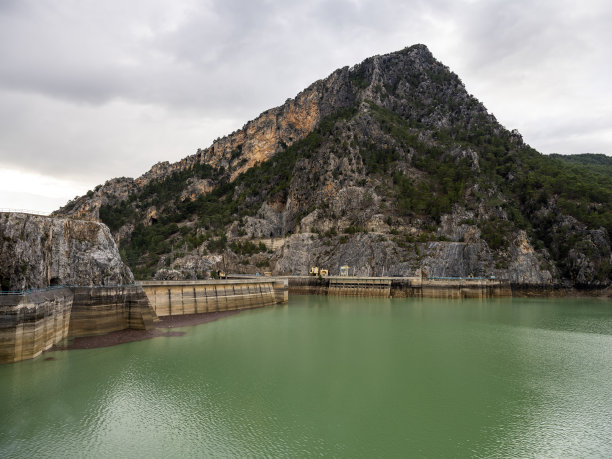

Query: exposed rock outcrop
[{"left": 0, "top": 212, "right": 133, "bottom": 291}]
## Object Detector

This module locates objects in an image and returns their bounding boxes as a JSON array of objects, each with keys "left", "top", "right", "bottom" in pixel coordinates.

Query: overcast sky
[{"left": 1, "top": 0, "right": 611, "bottom": 212}]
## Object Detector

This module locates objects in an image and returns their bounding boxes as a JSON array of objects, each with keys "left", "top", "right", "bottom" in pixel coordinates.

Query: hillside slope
[
  {"left": 550, "top": 153, "right": 612, "bottom": 178},
  {"left": 55, "top": 45, "right": 612, "bottom": 287}
]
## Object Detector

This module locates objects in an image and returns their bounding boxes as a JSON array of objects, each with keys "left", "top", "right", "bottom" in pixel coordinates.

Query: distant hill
[
  {"left": 550, "top": 153, "right": 612, "bottom": 178},
  {"left": 55, "top": 45, "right": 611, "bottom": 287}
]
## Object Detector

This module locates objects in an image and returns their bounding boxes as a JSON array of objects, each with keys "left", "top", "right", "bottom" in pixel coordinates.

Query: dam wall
[
  {"left": 140, "top": 278, "right": 289, "bottom": 317},
  {"left": 0, "top": 285, "right": 156, "bottom": 364},
  {"left": 289, "top": 276, "right": 512, "bottom": 298},
  {"left": 393, "top": 278, "right": 512, "bottom": 298},
  {"left": 328, "top": 278, "right": 392, "bottom": 297},
  {"left": 68, "top": 286, "right": 156, "bottom": 338},
  {"left": 1, "top": 278, "right": 288, "bottom": 364},
  {"left": 0, "top": 288, "right": 73, "bottom": 363}
]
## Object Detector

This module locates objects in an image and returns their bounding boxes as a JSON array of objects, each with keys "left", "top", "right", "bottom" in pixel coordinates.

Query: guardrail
[
  {"left": 0, "top": 285, "right": 71, "bottom": 296},
  {"left": 0, "top": 284, "right": 142, "bottom": 296},
  {"left": 0, "top": 208, "right": 51, "bottom": 216},
  {"left": 0, "top": 208, "right": 97, "bottom": 222},
  {"left": 427, "top": 277, "right": 497, "bottom": 281}
]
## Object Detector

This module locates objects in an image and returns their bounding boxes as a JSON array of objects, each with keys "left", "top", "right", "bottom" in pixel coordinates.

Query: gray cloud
[{"left": 1, "top": 0, "right": 611, "bottom": 211}]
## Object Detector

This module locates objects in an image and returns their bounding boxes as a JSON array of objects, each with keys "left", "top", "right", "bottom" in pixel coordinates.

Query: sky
[{"left": 1, "top": 0, "right": 611, "bottom": 213}]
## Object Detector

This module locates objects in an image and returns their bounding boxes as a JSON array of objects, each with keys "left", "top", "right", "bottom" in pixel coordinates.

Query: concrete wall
[
  {"left": 289, "top": 276, "right": 330, "bottom": 295},
  {"left": 289, "top": 276, "right": 512, "bottom": 298},
  {"left": 289, "top": 277, "right": 395, "bottom": 296},
  {"left": 398, "top": 279, "right": 512, "bottom": 298},
  {"left": 329, "top": 278, "right": 391, "bottom": 297},
  {"left": 0, "top": 289, "right": 73, "bottom": 363},
  {"left": 68, "top": 286, "right": 156, "bottom": 338},
  {"left": 140, "top": 278, "right": 288, "bottom": 317},
  {"left": 1, "top": 278, "right": 288, "bottom": 364},
  {"left": 0, "top": 285, "right": 156, "bottom": 364}
]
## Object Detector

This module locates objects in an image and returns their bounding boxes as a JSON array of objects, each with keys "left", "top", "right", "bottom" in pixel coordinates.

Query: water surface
[{"left": 1, "top": 296, "right": 611, "bottom": 457}]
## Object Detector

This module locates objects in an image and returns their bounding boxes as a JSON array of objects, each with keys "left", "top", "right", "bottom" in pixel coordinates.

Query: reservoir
[{"left": 1, "top": 295, "right": 611, "bottom": 457}]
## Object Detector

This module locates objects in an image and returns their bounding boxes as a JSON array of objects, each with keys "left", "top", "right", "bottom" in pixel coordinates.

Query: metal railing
[
  {"left": 0, "top": 284, "right": 141, "bottom": 296},
  {"left": 427, "top": 276, "right": 496, "bottom": 281},
  {"left": 0, "top": 208, "right": 51, "bottom": 216},
  {"left": 0, "top": 285, "right": 72, "bottom": 296},
  {"left": 0, "top": 208, "right": 96, "bottom": 222}
]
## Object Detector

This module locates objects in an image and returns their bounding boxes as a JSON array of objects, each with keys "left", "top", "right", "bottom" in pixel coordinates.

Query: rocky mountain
[
  {"left": 0, "top": 212, "right": 134, "bottom": 290},
  {"left": 54, "top": 45, "right": 612, "bottom": 288}
]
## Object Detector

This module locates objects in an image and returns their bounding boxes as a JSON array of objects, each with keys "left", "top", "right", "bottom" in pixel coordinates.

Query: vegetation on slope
[
  {"left": 359, "top": 101, "right": 612, "bottom": 280},
  {"left": 550, "top": 153, "right": 612, "bottom": 178},
  {"left": 101, "top": 106, "right": 358, "bottom": 278},
  {"left": 94, "top": 45, "right": 611, "bottom": 283}
]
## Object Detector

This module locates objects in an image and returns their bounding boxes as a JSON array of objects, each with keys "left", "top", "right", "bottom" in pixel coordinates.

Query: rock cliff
[
  {"left": 53, "top": 45, "right": 612, "bottom": 288},
  {"left": 0, "top": 212, "right": 134, "bottom": 291}
]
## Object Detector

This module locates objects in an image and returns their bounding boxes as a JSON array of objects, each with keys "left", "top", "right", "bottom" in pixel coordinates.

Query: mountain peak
[{"left": 54, "top": 45, "right": 611, "bottom": 287}]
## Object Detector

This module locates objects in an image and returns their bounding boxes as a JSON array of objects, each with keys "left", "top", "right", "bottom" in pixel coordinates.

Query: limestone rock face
[
  {"left": 54, "top": 177, "right": 136, "bottom": 221},
  {"left": 153, "top": 254, "right": 224, "bottom": 281},
  {"left": 423, "top": 242, "right": 489, "bottom": 278},
  {"left": 54, "top": 62, "right": 355, "bottom": 222},
  {"left": 180, "top": 178, "right": 214, "bottom": 202},
  {"left": 242, "top": 202, "right": 287, "bottom": 238},
  {"left": 153, "top": 269, "right": 184, "bottom": 281},
  {"left": 506, "top": 231, "right": 554, "bottom": 284},
  {"left": 0, "top": 212, "right": 134, "bottom": 290}
]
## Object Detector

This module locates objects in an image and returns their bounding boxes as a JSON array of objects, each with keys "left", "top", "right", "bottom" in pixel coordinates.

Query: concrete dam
[
  {"left": 0, "top": 279, "right": 289, "bottom": 364},
  {"left": 288, "top": 276, "right": 512, "bottom": 298},
  {"left": 140, "top": 278, "right": 289, "bottom": 316}
]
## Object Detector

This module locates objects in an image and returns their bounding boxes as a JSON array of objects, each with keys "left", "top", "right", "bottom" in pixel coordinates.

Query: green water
[{"left": 1, "top": 296, "right": 611, "bottom": 458}]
